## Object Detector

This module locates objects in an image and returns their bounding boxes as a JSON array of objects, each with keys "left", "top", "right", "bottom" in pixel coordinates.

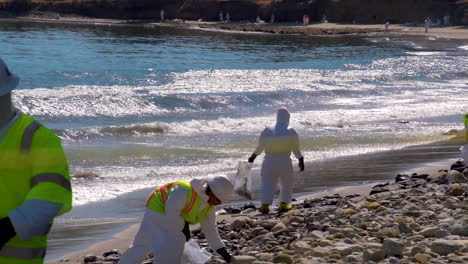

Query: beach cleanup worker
[
  {"left": 0, "top": 58, "right": 72, "bottom": 264},
  {"left": 248, "top": 107, "right": 304, "bottom": 214},
  {"left": 119, "top": 176, "right": 234, "bottom": 264}
]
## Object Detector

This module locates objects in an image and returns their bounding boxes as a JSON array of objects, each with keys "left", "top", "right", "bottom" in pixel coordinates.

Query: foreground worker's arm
[
  {"left": 8, "top": 125, "right": 72, "bottom": 241},
  {"left": 290, "top": 128, "right": 304, "bottom": 171},
  {"left": 201, "top": 210, "right": 232, "bottom": 263},
  {"left": 8, "top": 127, "right": 72, "bottom": 241}
]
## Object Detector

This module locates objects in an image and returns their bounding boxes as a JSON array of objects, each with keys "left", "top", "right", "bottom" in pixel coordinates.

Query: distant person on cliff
[
  {"left": 321, "top": 15, "right": 328, "bottom": 23},
  {"left": 384, "top": 21, "right": 390, "bottom": 32},
  {"left": 443, "top": 15, "right": 451, "bottom": 26},
  {"left": 219, "top": 11, "right": 224, "bottom": 22},
  {"left": 119, "top": 176, "right": 234, "bottom": 264},
  {"left": 160, "top": 10, "right": 165, "bottom": 22},
  {"left": 247, "top": 107, "right": 305, "bottom": 214},
  {"left": 226, "top": 12, "right": 231, "bottom": 23},
  {"left": 0, "top": 58, "right": 72, "bottom": 263},
  {"left": 424, "top": 17, "right": 430, "bottom": 33},
  {"left": 270, "top": 13, "right": 275, "bottom": 23}
]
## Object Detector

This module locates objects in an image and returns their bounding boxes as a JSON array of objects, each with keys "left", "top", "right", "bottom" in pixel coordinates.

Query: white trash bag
[
  {"left": 233, "top": 161, "right": 253, "bottom": 200},
  {"left": 181, "top": 240, "right": 212, "bottom": 264},
  {"left": 461, "top": 145, "right": 468, "bottom": 162}
]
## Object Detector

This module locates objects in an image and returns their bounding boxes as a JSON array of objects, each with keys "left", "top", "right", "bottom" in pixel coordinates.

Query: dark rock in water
[
  {"left": 450, "top": 160, "right": 466, "bottom": 173},
  {"left": 243, "top": 202, "right": 256, "bottom": 210},
  {"left": 323, "top": 193, "right": 342, "bottom": 200},
  {"left": 83, "top": 255, "right": 97, "bottom": 263},
  {"left": 105, "top": 254, "right": 121, "bottom": 261},
  {"left": 369, "top": 187, "right": 390, "bottom": 195},
  {"left": 410, "top": 173, "right": 429, "bottom": 180},
  {"left": 103, "top": 249, "right": 120, "bottom": 257},
  {"left": 73, "top": 171, "right": 99, "bottom": 179},
  {"left": 373, "top": 182, "right": 390, "bottom": 188},
  {"left": 292, "top": 198, "right": 297, "bottom": 202},
  {"left": 303, "top": 194, "right": 342, "bottom": 208},
  {"left": 395, "top": 174, "right": 408, "bottom": 182},
  {"left": 224, "top": 206, "right": 242, "bottom": 214},
  {"left": 345, "top": 194, "right": 361, "bottom": 199}
]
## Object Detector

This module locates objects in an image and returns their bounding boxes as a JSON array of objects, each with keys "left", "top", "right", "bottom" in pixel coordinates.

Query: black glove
[
  {"left": 247, "top": 153, "right": 257, "bottom": 163},
  {"left": 298, "top": 157, "right": 305, "bottom": 171},
  {"left": 182, "top": 221, "right": 190, "bottom": 242},
  {"left": 0, "top": 217, "right": 16, "bottom": 250},
  {"left": 216, "top": 247, "right": 232, "bottom": 263}
]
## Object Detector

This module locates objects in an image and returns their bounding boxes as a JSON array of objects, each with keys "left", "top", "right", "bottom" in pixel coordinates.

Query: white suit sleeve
[
  {"left": 289, "top": 128, "right": 303, "bottom": 159},
  {"left": 254, "top": 128, "right": 269, "bottom": 155},
  {"left": 200, "top": 209, "right": 225, "bottom": 251},
  {"left": 164, "top": 186, "right": 188, "bottom": 231},
  {"left": 9, "top": 199, "right": 61, "bottom": 241}
]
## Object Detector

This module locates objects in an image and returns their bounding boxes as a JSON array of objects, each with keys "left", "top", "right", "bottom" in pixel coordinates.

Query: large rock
[
  {"left": 233, "top": 255, "right": 257, "bottom": 264},
  {"left": 383, "top": 238, "right": 405, "bottom": 257},
  {"left": 272, "top": 254, "right": 293, "bottom": 264},
  {"left": 446, "top": 170, "right": 468, "bottom": 183},
  {"left": 363, "top": 248, "right": 385, "bottom": 262},
  {"left": 291, "top": 241, "right": 313, "bottom": 254},
  {"left": 430, "top": 239, "right": 468, "bottom": 255}
]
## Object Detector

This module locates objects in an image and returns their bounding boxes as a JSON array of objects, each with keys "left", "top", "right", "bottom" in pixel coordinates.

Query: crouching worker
[
  {"left": 120, "top": 176, "right": 234, "bottom": 264},
  {"left": 0, "top": 58, "right": 73, "bottom": 263}
]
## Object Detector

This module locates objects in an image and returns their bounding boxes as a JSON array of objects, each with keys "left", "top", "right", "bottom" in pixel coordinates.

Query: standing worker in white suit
[
  {"left": 119, "top": 176, "right": 234, "bottom": 264},
  {"left": 248, "top": 107, "right": 304, "bottom": 214}
]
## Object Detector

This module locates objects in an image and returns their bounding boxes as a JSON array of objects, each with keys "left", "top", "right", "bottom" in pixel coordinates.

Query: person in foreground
[
  {"left": 0, "top": 58, "right": 73, "bottom": 264},
  {"left": 464, "top": 112, "right": 468, "bottom": 140},
  {"left": 248, "top": 107, "right": 304, "bottom": 214},
  {"left": 119, "top": 176, "right": 234, "bottom": 264}
]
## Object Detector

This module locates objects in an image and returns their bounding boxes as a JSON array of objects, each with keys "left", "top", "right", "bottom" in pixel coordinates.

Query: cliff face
[{"left": 1, "top": 0, "right": 465, "bottom": 24}]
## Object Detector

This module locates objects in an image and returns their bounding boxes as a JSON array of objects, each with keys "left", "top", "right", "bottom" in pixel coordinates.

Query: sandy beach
[{"left": 1, "top": 13, "right": 468, "bottom": 40}]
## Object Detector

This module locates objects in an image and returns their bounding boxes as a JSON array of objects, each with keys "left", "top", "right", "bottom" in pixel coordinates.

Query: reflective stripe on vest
[
  {"left": 18, "top": 120, "right": 72, "bottom": 191},
  {"left": 0, "top": 246, "right": 46, "bottom": 259},
  {"left": 20, "top": 121, "right": 42, "bottom": 153},
  {"left": 146, "top": 181, "right": 197, "bottom": 214},
  {"left": 31, "top": 173, "right": 72, "bottom": 191}
]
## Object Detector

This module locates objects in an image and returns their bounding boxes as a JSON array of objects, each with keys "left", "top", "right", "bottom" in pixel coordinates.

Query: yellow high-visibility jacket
[
  {"left": 0, "top": 113, "right": 72, "bottom": 264},
  {"left": 146, "top": 180, "right": 214, "bottom": 225}
]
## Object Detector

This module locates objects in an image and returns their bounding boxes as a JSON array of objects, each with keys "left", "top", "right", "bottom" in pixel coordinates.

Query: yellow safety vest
[
  {"left": 463, "top": 113, "right": 468, "bottom": 139},
  {"left": 463, "top": 113, "right": 468, "bottom": 127},
  {"left": 146, "top": 181, "right": 214, "bottom": 225},
  {"left": 0, "top": 113, "right": 72, "bottom": 264}
]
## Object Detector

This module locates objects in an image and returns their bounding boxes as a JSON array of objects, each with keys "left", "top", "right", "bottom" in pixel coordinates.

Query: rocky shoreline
[{"left": 74, "top": 160, "right": 468, "bottom": 264}]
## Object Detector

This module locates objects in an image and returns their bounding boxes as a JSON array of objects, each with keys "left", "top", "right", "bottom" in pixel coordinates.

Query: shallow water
[{"left": 1, "top": 21, "right": 467, "bottom": 260}]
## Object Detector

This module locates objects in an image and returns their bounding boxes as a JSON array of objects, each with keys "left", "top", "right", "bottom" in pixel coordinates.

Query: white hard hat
[
  {"left": 207, "top": 176, "right": 233, "bottom": 203},
  {"left": 0, "top": 58, "right": 19, "bottom": 96}
]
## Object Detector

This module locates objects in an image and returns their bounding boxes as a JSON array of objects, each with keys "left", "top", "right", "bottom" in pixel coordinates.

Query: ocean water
[{"left": 1, "top": 21, "right": 467, "bottom": 259}]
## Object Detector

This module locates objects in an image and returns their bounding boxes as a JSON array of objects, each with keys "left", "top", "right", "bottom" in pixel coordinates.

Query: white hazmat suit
[
  {"left": 119, "top": 178, "right": 228, "bottom": 264},
  {"left": 250, "top": 108, "right": 303, "bottom": 206}
]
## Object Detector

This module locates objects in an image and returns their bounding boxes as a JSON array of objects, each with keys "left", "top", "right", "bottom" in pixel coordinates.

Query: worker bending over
[{"left": 120, "top": 176, "right": 234, "bottom": 264}]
